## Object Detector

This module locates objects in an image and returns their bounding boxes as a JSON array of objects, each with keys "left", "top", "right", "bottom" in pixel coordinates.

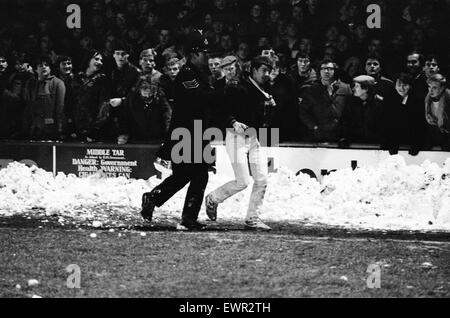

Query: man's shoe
[
  {"left": 205, "top": 194, "right": 218, "bottom": 221},
  {"left": 244, "top": 219, "right": 271, "bottom": 231},
  {"left": 178, "top": 220, "right": 207, "bottom": 231},
  {"left": 141, "top": 192, "right": 156, "bottom": 222}
]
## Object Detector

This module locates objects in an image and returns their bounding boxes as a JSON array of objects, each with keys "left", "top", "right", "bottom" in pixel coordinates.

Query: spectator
[
  {"left": 55, "top": 55, "right": 76, "bottom": 139},
  {"left": 138, "top": 48, "right": 163, "bottom": 85},
  {"left": 22, "top": 56, "right": 65, "bottom": 140},
  {"left": 208, "top": 54, "right": 224, "bottom": 86},
  {"left": 72, "top": 50, "right": 108, "bottom": 142},
  {"left": 267, "top": 54, "right": 299, "bottom": 142},
  {"left": 290, "top": 52, "right": 318, "bottom": 98},
  {"left": 364, "top": 54, "right": 396, "bottom": 102},
  {"left": 160, "top": 56, "right": 183, "bottom": 108},
  {"left": 218, "top": 33, "right": 234, "bottom": 56},
  {"left": 236, "top": 41, "right": 251, "bottom": 73},
  {"left": 121, "top": 77, "right": 172, "bottom": 143},
  {"left": 423, "top": 55, "right": 441, "bottom": 80},
  {"left": 340, "top": 75, "right": 385, "bottom": 146},
  {"left": 384, "top": 72, "right": 426, "bottom": 155},
  {"left": 406, "top": 51, "right": 428, "bottom": 103},
  {"left": 299, "top": 58, "right": 352, "bottom": 142},
  {"left": 108, "top": 42, "right": 140, "bottom": 144},
  {"left": 424, "top": 74, "right": 450, "bottom": 150}
]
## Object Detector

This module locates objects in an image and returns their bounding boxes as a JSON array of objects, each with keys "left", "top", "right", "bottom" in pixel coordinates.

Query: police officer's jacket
[{"left": 157, "top": 61, "right": 216, "bottom": 163}]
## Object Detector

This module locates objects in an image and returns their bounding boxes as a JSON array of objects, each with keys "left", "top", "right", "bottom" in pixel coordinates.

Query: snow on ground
[{"left": 0, "top": 155, "right": 449, "bottom": 232}]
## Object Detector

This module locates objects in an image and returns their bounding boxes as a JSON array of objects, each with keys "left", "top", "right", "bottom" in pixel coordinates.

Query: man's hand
[
  {"left": 233, "top": 121, "right": 248, "bottom": 134},
  {"left": 265, "top": 96, "right": 276, "bottom": 107},
  {"left": 110, "top": 98, "right": 123, "bottom": 108}
]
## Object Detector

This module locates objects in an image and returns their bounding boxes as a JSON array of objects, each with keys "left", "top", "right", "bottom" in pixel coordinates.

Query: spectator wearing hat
[
  {"left": 340, "top": 75, "right": 385, "bottom": 146},
  {"left": 424, "top": 74, "right": 450, "bottom": 150},
  {"left": 22, "top": 56, "right": 66, "bottom": 140},
  {"left": 140, "top": 30, "right": 217, "bottom": 231},
  {"left": 219, "top": 55, "right": 239, "bottom": 85},
  {"left": 299, "top": 59, "right": 352, "bottom": 142},
  {"left": 211, "top": 55, "right": 240, "bottom": 134},
  {"left": 204, "top": 55, "right": 276, "bottom": 232}
]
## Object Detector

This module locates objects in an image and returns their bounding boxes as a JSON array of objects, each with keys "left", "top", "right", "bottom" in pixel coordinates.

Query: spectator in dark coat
[
  {"left": 122, "top": 78, "right": 172, "bottom": 143},
  {"left": 340, "top": 75, "right": 385, "bottom": 146},
  {"left": 383, "top": 73, "right": 427, "bottom": 155},
  {"left": 407, "top": 51, "right": 428, "bottom": 102},
  {"left": 55, "top": 55, "right": 76, "bottom": 139},
  {"left": 268, "top": 55, "right": 299, "bottom": 142},
  {"left": 290, "top": 52, "right": 318, "bottom": 98},
  {"left": 160, "top": 56, "right": 183, "bottom": 109},
  {"left": 108, "top": 43, "right": 141, "bottom": 144},
  {"left": 72, "top": 50, "right": 108, "bottom": 142},
  {"left": 22, "top": 56, "right": 66, "bottom": 140},
  {"left": 299, "top": 59, "right": 352, "bottom": 142},
  {"left": 364, "top": 54, "right": 396, "bottom": 103}
]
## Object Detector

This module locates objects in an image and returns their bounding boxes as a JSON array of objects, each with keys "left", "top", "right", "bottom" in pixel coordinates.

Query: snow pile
[{"left": 0, "top": 156, "right": 449, "bottom": 231}]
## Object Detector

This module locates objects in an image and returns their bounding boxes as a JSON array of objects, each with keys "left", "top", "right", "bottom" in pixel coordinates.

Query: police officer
[{"left": 140, "top": 30, "right": 215, "bottom": 231}]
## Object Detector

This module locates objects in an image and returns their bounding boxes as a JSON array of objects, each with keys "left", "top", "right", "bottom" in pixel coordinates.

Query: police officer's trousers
[{"left": 150, "top": 162, "right": 209, "bottom": 223}]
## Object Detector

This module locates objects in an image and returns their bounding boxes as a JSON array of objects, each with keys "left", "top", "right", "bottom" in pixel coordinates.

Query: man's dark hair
[
  {"left": 365, "top": 53, "right": 383, "bottom": 66},
  {"left": 407, "top": 51, "right": 425, "bottom": 66},
  {"left": 319, "top": 58, "right": 338, "bottom": 69},
  {"left": 250, "top": 55, "right": 273, "bottom": 73},
  {"left": 425, "top": 54, "right": 440, "bottom": 64},
  {"left": 81, "top": 49, "right": 102, "bottom": 72},
  {"left": 396, "top": 72, "right": 414, "bottom": 86},
  {"left": 33, "top": 56, "right": 52, "bottom": 69},
  {"left": 112, "top": 40, "right": 129, "bottom": 53},
  {"left": 55, "top": 55, "right": 72, "bottom": 66},
  {"left": 296, "top": 52, "right": 311, "bottom": 61}
]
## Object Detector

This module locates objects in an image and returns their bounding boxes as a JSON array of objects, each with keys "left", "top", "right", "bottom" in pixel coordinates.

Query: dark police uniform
[{"left": 141, "top": 31, "right": 216, "bottom": 230}]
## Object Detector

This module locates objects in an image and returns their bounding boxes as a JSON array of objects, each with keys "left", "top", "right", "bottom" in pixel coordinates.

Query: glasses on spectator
[
  {"left": 320, "top": 67, "right": 335, "bottom": 71},
  {"left": 298, "top": 58, "right": 310, "bottom": 64}
]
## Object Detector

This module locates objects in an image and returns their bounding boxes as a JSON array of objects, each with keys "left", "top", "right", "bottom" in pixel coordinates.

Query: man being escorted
[
  {"left": 140, "top": 31, "right": 216, "bottom": 231},
  {"left": 204, "top": 56, "right": 276, "bottom": 231}
]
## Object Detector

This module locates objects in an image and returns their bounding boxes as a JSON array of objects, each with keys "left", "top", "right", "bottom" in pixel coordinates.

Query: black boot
[{"left": 140, "top": 190, "right": 160, "bottom": 222}]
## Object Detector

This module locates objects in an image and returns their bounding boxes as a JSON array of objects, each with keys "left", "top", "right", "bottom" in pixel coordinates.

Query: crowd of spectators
[{"left": 0, "top": 0, "right": 450, "bottom": 153}]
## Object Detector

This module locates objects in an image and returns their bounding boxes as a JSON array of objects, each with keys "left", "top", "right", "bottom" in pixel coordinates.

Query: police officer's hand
[{"left": 233, "top": 121, "right": 248, "bottom": 134}]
